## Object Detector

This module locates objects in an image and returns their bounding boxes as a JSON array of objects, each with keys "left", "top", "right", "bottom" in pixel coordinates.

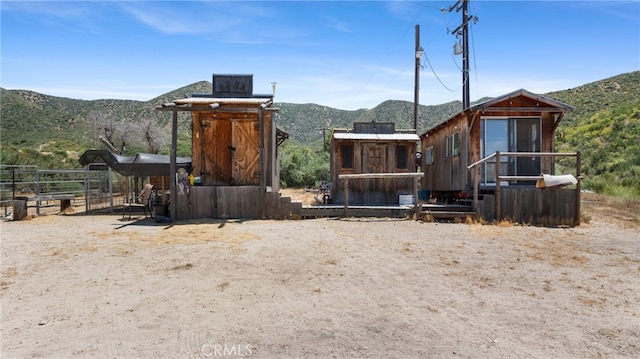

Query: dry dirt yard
[{"left": 1, "top": 198, "right": 639, "bottom": 358}]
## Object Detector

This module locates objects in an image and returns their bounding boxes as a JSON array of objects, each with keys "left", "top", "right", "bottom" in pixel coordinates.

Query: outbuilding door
[
  {"left": 363, "top": 143, "right": 387, "bottom": 203},
  {"left": 197, "top": 119, "right": 259, "bottom": 185},
  {"left": 231, "top": 121, "right": 260, "bottom": 185}
]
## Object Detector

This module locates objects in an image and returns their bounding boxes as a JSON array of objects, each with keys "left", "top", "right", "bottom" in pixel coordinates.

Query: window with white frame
[
  {"left": 424, "top": 146, "right": 434, "bottom": 165},
  {"left": 445, "top": 133, "right": 460, "bottom": 157}
]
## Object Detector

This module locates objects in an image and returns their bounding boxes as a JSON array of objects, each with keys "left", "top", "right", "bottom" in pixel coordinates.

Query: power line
[
  {"left": 346, "top": 3, "right": 428, "bottom": 109},
  {"left": 425, "top": 51, "right": 457, "bottom": 92}
]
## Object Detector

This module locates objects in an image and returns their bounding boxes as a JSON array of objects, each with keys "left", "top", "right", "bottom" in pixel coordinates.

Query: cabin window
[
  {"left": 341, "top": 143, "right": 354, "bottom": 169},
  {"left": 445, "top": 133, "right": 460, "bottom": 157},
  {"left": 424, "top": 146, "right": 434, "bottom": 165},
  {"left": 396, "top": 145, "right": 408, "bottom": 169}
]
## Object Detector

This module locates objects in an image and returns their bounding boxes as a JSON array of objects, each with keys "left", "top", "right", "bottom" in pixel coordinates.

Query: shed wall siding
[{"left": 331, "top": 139, "right": 416, "bottom": 205}]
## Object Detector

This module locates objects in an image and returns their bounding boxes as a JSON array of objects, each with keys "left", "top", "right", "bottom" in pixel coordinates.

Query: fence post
[
  {"left": 108, "top": 166, "right": 114, "bottom": 213},
  {"left": 495, "top": 151, "right": 501, "bottom": 221},
  {"left": 575, "top": 151, "right": 581, "bottom": 225},
  {"left": 35, "top": 167, "right": 41, "bottom": 215},
  {"left": 343, "top": 178, "right": 349, "bottom": 217},
  {"left": 413, "top": 176, "right": 419, "bottom": 220},
  {"left": 473, "top": 166, "right": 479, "bottom": 214},
  {"left": 85, "top": 166, "right": 90, "bottom": 214}
]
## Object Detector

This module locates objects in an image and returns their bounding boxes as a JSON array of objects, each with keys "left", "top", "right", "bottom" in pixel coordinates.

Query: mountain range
[{"left": 1, "top": 71, "right": 639, "bottom": 193}]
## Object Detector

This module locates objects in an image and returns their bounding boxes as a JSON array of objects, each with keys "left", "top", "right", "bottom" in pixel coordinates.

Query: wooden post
[
  {"left": 473, "top": 166, "right": 479, "bottom": 214},
  {"left": 413, "top": 176, "right": 419, "bottom": 220},
  {"left": 170, "top": 109, "right": 177, "bottom": 220},
  {"left": 259, "top": 107, "right": 266, "bottom": 219},
  {"left": 495, "top": 151, "right": 501, "bottom": 221},
  {"left": 575, "top": 151, "right": 581, "bottom": 225},
  {"left": 13, "top": 197, "right": 27, "bottom": 221},
  {"left": 60, "top": 199, "right": 71, "bottom": 212},
  {"left": 84, "top": 165, "right": 89, "bottom": 214},
  {"left": 343, "top": 178, "right": 349, "bottom": 217}
]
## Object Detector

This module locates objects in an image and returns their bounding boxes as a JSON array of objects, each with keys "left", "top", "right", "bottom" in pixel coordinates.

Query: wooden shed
[
  {"left": 330, "top": 122, "right": 420, "bottom": 205},
  {"left": 420, "top": 89, "right": 581, "bottom": 226},
  {"left": 157, "top": 74, "right": 295, "bottom": 220}
]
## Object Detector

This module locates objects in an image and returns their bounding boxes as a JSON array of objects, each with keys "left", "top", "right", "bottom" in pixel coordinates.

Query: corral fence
[{"left": 1, "top": 164, "right": 128, "bottom": 216}]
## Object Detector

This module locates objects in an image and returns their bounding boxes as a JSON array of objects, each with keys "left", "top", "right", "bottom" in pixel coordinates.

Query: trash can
[{"left": 418, "top": 190, "right": 431, "bottom": 202}]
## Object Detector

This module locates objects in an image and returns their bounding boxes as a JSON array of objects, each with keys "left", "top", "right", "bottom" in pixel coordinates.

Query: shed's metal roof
[
  {"left": 79, "top": 150, "right": 191, "bottom": 177},
  {"left": 174, "top": 97, "right": 272, "bottom": 105},
  {"left": 333, "top": 133, "right": 420, "bottom": 141}
]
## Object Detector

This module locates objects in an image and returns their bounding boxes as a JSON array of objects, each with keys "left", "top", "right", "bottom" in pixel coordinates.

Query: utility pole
[
  {"left": 447, "top": 0, "right": 477, "bottom": 110},
  {"left": 461, "top": 0, "right": 470, "bottom": 110},
  {"left": 414, "top": 24, "right": 423, "bottom": 132}
]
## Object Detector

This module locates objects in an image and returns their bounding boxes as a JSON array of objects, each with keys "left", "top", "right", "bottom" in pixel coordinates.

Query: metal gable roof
[
  {"left": 333, "top": 133, "right": 420, "bottom": 141},
  {"left": 421, "top": 89, "right": 575, "bottom": 137},
  {"left": 174, "top": 97, "right": 273, "bottom": 105},
  {"left": 469, "top": 88, "right": 574, "bottom": 112}
]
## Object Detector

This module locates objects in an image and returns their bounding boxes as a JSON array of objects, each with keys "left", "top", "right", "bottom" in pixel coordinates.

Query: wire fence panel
[{"left": 1, "top": 165, "right": 127, "bottom": 215}]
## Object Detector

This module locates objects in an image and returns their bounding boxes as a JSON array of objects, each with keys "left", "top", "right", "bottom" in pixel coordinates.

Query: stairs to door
[{"left": 420, "top": 203, "right": 476, "bottom": 221}]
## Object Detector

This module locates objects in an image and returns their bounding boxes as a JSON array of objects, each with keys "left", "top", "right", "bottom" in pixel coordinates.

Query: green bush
[{"left": 280, "top": 141, "right": 329, "bottom": 188}]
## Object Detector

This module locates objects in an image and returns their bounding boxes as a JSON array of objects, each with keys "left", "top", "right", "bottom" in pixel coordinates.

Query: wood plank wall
[
  {"left": 331, "top": 140, "right": 416, "bottom": 205},
  {"left": 479, "top": 188, "right": 578, "bottom": 226}
]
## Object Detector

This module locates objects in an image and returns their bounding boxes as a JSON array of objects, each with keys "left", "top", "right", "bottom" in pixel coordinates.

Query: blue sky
[{"left": 1, "top": 1, "right": 639, "bottom": 110}]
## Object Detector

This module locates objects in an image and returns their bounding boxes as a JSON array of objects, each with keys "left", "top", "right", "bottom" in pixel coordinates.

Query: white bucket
[{"left": 399, "top": 194, "right": 414, "bottom": 205}]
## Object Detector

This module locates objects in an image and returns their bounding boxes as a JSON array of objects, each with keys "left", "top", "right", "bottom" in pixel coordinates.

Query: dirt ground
[{"left": 1, "top": 193, "right": 639, "bottom": 358}]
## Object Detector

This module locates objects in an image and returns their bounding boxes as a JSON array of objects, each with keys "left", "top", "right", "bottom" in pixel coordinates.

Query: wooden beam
[
  {"left": 338, "top": 172, "right": 424, "bottom": 180},
  {"left": 344, "top": 178, "right": 349, "bottom": 217},
  {"left": 156, "top": 105, "right": 279, "bottom": 113},
  {"left": 259, "top": 107, "right": 266, "bottom": 219},
  {"left": 170, "top": 109, "right": 177, "bottom": 220}
]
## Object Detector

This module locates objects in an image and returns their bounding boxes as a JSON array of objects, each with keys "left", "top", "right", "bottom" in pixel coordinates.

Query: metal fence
[{"left": 1, "top": 164, "right": 127, "bottom": 215}]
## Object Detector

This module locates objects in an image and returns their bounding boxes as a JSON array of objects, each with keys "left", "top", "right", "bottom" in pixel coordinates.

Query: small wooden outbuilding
[
  {"left": 157, "top": 74, "right": 295, "bottom": 220},
  {"left": 330, "top": 122, "right": 420, "bottom": 205},
  {"left": 420, "top": 89, "right": 581, "bottom": 226}
]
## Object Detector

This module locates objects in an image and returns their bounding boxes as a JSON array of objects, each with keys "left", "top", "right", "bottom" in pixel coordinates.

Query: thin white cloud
[
  {"left": 322, "top": 16, "right": 353, "bottom": 33},
  {"left": 117, "top": 2, "right": 241, "bottom": 35}
]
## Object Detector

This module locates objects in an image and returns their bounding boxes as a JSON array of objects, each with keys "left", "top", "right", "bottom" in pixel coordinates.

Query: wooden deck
[
  {"left": 300, "top": 203, "right": 475, "bottom": 220},
  {"left": 300, "top": 205, "right": 414, "bottom": 219}
]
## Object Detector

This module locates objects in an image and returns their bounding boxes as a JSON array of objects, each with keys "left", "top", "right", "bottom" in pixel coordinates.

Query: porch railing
[
  {"left": 338, "top": 172, "right": 424, "bottom": 219},
  {"left": 467, "top": 151, "right": 581, "bottom": 222}
]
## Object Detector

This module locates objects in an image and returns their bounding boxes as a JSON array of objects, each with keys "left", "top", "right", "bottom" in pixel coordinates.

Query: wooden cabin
[
  {"left": 157, "top": 74, "right": 296, "bottom": 220},
  {"left": 330, "top": 122, "right": 420, "bottom": 205},
  {"left": 420, "top": 89, "right": 581, "bottom": 226}
]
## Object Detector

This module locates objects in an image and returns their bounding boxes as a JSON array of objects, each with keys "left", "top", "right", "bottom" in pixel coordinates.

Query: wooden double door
[{"left": 197, "top": 118, "right": 260, "bottom": 185}]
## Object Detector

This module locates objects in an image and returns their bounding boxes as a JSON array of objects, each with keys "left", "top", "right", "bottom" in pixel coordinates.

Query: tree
[{"left": 138, "top": 117, "right": 169, "bottom": 154}]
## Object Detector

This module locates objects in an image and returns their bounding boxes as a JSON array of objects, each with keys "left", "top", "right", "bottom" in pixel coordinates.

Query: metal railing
[{"left": 1, "top": 164, "right": 125, "bottom": 215}]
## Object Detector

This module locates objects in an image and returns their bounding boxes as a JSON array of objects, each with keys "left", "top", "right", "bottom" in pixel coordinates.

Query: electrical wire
[
  {"left": 470, "top": 21, "right": 479, "bottom": 101},
  {"left": 346, "top": 6, "right": 427, "bottom": 109},
  {"left": 424, "top": 50, "right": 458, "bottom": 92}
]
